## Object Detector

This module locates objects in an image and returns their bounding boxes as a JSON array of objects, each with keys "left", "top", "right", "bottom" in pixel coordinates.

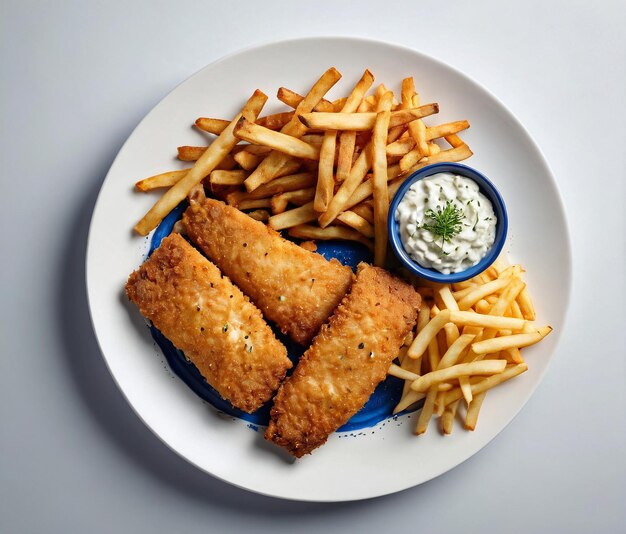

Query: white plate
[{"left": 86, "top": 37, "right": 571, "bottom": 502}]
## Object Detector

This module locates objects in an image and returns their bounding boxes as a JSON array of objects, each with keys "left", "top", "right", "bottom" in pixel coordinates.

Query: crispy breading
[
  {"left": 125, "top": 234, "right": 291, "bottom": 413},
  {"left": 265, "top": 263, "right": 421, "bottom": 457},
  {"left": 183, "top": 199, "right": 354, "bottom": 345}
]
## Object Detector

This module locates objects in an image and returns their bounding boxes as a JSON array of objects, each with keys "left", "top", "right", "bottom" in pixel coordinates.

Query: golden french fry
[
  {"left": 226, "top": 172, "right": 315, "bottom": 207},
  {"left": 177, "top": 145, "right": 208, "bottom": 161},
  {"left": 234, "top": 119, "right": 320, "bottom": 159},
  {"left": 135, "top": 169, "right": 190, "bottom": 191},
  {"left": 388, "top": 364, "right": 419, "bottom": 381},
  {"left": 401, "top": 304, "right": 430, "bottom": 396},
  {"left": 407, "top": 309, "right": 451, "bottom": 359},
  {"left": 268, "top": 201, "right": 317, "bottom": 230},
  {"left": 299, "top": 104, "right": 439, "bottom": 131},
  {"left": 209, "top": 169, "right": 247, "bottom": 186},
  {"left": 426, "top": 120, "right": 470, "bottom": 141},
  {"left": 472, "top": 327, "right": 552, "bottom": 354},
  {"left": 393, "top": 389, "right": 426, "bottom": 415},
  {"left": 350, "top": 202, "right": 374, "bottom": 224},
  {"left": 386, "top": 136, "right": 416, "bottom": 157},
  {"left": 438, "top": 286, "right": 459, "bottom": 311},
  {"left": 415, "top": 387, "right": 437, "bottom": 435},
  {"left": 271, "top": 187, "right": 316, "bottom": 213},
  {"left": 437, "top": 334, "right": 475, "bottom": 369},
  {"left": 517, "top": 287, "right": 536, "bottom": 320},
  {"left": 448, "top": 310, "right": 526, "bottom": 331},
  {"left": 257, "top": 111, "right": 294, "bottom": 130},
  {"left": 372, "top": 107, "right": 391, "bottom": 266},
  {"left": 336, "top": 211, "right": 375, "bottom": 238},
  {"left": 134, "top": 89, "right": 268, "bottom": 235},
  {"left": 336, "top": 131, "right": 357, "bottom": 182},
  {"left": 287, "top": 224, "right": 373, "bottom": 251},
  {"left": 246, "top": 209, "right": 270, "bottom": 222},
  {"left": 341, "top": 164, "right": 402, "bottom": 213},
  {"left": 403, "top": 144, "right": 473, "bottom": 176},
  {"left": 276, "top": 87, "right": 334, "bottom": 112},
  {"left": 401, "top": 77, "right": 416, "bottom": 109},
  {"left": 237, "top": 198, "right": 272, "bottom": 210},
  {"left": 456, "top": 277, "right": 510, "bottom": 310},
  {"left": 444, "top": 133, "right": 466, "bottom": 148},
  {"left": 194, "top": 117, "right": 230, "bottom": 135},
  {"left": 443, "top": 322, "right": 460, "bottom": 348},
  {"left": 428, "top": 336, "right": 441, "bottom": 375},
  {"left": 314, "top": 130, "right": 337, "bottom": 212},
  {"left": 465, "top": 391, "right": 486, "bottom": 430},
  {"left": 411, "top": 360, "right": 506, "bottom": 393},
  {"left": 234, "top": 150, "right": 263, "bottom": 170},
  {"left": 441, "top": 399, "right": 460, "bottom": 434},
  {"left": 441, "top": 363, "right": 528, "bottom": 407}
]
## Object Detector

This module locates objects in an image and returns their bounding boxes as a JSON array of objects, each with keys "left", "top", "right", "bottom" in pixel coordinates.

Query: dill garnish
[{"left": 420, "top": 200, "right": 465, "bottom": 255}]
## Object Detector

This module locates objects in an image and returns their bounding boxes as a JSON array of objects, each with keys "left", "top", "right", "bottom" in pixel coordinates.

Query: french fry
[
  {"left": 440, "top": 363, "right": 528, "bottom": 408},
  {"left": 135, "top": 169, "right": 190, "bottom": 191},
  {"left": 271, "top": 187, "right": 316, "bottom": 213},
  {"left": 314, "top": 130, "right": 337, "bottom": 212},
  {"left": 234, "top": 119, "right": 320, "bottom": 159},
  {"left": 439, "top": 286, "right": 459, "bottom": 311},
  {"left": 350, "top": 202, "right": 375, "bottom": 224},
  {"left": 246, "top": 209, "right": 270, "bottom": 222},
  {"left": 134, "top": 89, "right": 268, "bottom": 235},
  {"left": 237, "top": 198, "right": 272, "bottom": 210},
  {"left": 393, "top": 390, "right": 425, "bottom": 415},
  {"left": 427, "top": 336, "right": 441, "bottom": 375},
  {"left": 444, "top": 322, "right": 460, "bottom": 347},
  {"left": 372, "top": 106, "right": 392, "bottom": 266},
  {"left": 441, "top": 399, "right": 460, "bottom": 434},
  {"left": 257, "top": 111, "right": 294, "bottom": 130},
  {"left": 444, "top": 133, "right": 466, "bottom": 148},
  {"left": 407, "top": 309, "right": 451, "bottom": 359},
  {"left": 437, "top": 334, "right": 475, "bottom": 369},
  {"left": 276, "top": 87, "right": 334, "bottom": 112},
  {"left": 517, "top": 287, "right": 536, "bottom": 320},
  {"left": 341, "top": 164, "right": 402, "bottom": 214},
  {"left": 411, "top": 360, "right": 506, "bottom": 393},
  {"left": 388, "top": 364, "right": 419, "bottom": 382},
  {"left": 400, "top": 304, "right": 430, "bottom": 398},
  {"left": 209, "top": 169, "right": 247, "bottom": 186},
  {"left": 415, "top": 387, "right": 437, "bottom": 435},
  {"left": 194, "top": 117, "right": 230, "bottom": 135},
  {"left": 178, "top": 145, "right": 209, "bottom": 161},
  {"left": 318, "top": 143, "right": 372, "bottom": 227},
  {"left": 457, "top": 277, "right": 511, "bottom": 310},
  {"left": 335, "top": 70, "right": 375, "bottom": 183},
  {"left": 245, "top": 68, "right": 342, "bottom": 192},
  {"left": 287, "top": 224, "right": 374, "bottom": 250},
  {"left": 234, "top": 150, "right": 263, "bottom": 170},
  {"left": 465, "top": 391, "right": 486, "bottom": 430},
  {"left": 401, "top": 77, "right": 416, "bottom": 109},
  {"left": 426, "top": 120, "right": 470, "bottom": 141},
  {"left": 448, "top": 310, "right": 526, "bottom": 331},
  {"left": 403, "top": 144, "right": 473, "bottom": 176},
  {"left": 386, "top": 137, "right": 416, "bottom": 157},
  {"left": 336, "top": 211, "right": 375, "bottom": 238},
  {"left": 471, "top": 327, "right": 552, "bottom": 354},
  {"left": 299, "top": 104, "right": 439, "bottom": 131},
  {"left": 268, "top": 201, "right": 317, "bottom": 230},
  {"left": 399, "top": 120, "right": 428, "bottom": 172}
]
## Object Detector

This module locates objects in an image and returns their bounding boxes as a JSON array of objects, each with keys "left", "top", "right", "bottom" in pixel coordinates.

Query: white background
[{"left": 1, "top": 1, "right": 624, "bottom": 532}]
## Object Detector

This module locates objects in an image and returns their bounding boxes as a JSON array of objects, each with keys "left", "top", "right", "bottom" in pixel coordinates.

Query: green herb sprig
[{"left": 420, "top": 201, "right": 465, "bottom": 256}]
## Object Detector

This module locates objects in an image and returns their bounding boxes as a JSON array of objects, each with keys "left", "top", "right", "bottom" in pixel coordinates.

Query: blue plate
[{"left": 147, "top": 203, "right": 421, "bottom": 431}]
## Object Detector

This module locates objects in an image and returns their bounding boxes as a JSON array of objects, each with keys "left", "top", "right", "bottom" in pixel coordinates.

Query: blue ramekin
[{"left": 387, "top": 162, "right": 508, "bottom": 283}]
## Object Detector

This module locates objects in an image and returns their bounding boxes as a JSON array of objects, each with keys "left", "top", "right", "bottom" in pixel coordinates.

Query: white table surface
[{"left": 2, "top": 1, "right": 625, "bottom": 532}]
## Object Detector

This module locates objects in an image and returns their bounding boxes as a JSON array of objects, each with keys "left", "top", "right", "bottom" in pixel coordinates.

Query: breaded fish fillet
[
  {"left": 265, "top": 263, "right": 421, "bottom": 457},
  {"left": 125, "top": 233, "right": 291, "bottom": 413},
  {"left": 183, "top": 199, "right": 353, "bottom": 345}
]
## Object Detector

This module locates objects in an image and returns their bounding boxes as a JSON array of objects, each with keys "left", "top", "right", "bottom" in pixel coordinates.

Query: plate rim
[{"left": 85, "top": 35, "right": 572, "bottom": 502}]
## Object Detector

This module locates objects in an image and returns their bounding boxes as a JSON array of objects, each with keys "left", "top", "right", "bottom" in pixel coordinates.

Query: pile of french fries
[
  {"left": 388, "top": 255, "right": 552, "bottom": 435},
  {"left": 133, "top": 67, "right": 472, "bottom": 267}
]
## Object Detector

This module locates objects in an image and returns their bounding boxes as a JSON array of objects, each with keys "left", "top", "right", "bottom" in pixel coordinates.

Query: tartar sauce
[{"left": 395, "top": 172, "right": 497, "bottom": 274}]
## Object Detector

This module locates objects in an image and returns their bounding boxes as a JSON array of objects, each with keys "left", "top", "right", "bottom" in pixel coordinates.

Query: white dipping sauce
[{"left": 395, "top": 172, "right": 497, "bottom": 274}]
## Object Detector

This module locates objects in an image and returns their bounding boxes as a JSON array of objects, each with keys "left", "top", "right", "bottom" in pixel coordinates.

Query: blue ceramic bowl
[{"left": 388, "top": 162, "right": 508, "bottom": 283}]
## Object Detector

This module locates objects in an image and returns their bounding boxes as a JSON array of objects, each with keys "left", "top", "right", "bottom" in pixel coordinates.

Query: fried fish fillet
[
  {"left": 265, "top": 263, "right": 421, "bottom": 457},
  {"left": 125, "top": 233, "right": 291, "bottom": 413},
  {"left": 183, "top": 198, "right": 354, "bottom": 345}
]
